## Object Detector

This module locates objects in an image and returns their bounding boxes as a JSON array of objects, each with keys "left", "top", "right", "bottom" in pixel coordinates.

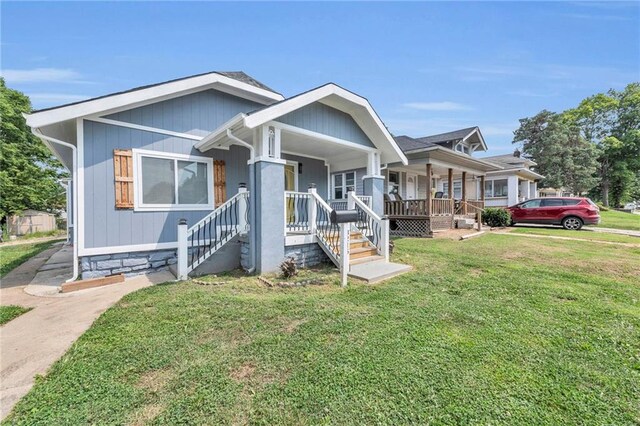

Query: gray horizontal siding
[
  {"left": 276, "top": 102, "right": 374, "bottom": 148},
  {"left": 83, "top": 120, "right": 250, "bottom": 249},
  {"left": 105, "top": 89, "right": 263, "bottom": 137}
]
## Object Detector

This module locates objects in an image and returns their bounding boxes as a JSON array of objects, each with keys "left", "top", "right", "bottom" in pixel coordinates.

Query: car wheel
[{"left": 562, "top": 216, "right": 583, "bottom": 230}]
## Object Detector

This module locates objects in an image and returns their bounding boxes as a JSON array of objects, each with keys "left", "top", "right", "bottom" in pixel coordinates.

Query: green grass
[
  {"left": 510, "top": 226, "right": 640, "bottom": 244},
  {"left": 596, "top": 209, "right": 640, "bottom": 231},
  {"left": 5, "top": 235, "right": 640, "bottom": 425},
  {"left": 0, "top": 240, "right": 60, "bottom": 277},
  {"left": 0, "top": 305, "right": 32, "bottom": 325},
  {"left": 16, "top": 230, "right": 65, "bottom": 240}
]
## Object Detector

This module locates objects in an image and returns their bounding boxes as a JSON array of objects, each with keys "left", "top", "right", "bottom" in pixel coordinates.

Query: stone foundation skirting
[
  {"left": 80, "top": 249, "right": 177, "bottom": 279},
  {"left": 284, "top": 243, "right": 330, "bottom": 268}
]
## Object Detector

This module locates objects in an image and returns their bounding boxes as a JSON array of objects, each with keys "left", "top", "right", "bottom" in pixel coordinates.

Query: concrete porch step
[
  {"left": 349, "top": 254, "right": 384, "bottom": 265},
  {"left": 348, "top": 259, "right": 412, "bottom": 284}
]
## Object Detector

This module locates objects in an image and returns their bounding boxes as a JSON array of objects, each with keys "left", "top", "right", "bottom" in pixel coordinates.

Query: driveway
[{"left": 0, "top": 244, "right": 174, "bottom": 419}]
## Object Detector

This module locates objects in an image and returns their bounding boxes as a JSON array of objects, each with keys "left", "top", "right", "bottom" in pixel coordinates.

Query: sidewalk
[{"left": 0, "top": 243, "right": 174, "bottom": 419}]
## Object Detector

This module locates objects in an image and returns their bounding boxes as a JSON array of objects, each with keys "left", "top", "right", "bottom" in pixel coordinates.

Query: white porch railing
[
  {"left": 176, "top": 187, "right": 249, "bottom": 280},
  {"left": 328, "top": 196, "right": 371, "bottom": 211},
  {"left": 284, "top": 191, "right": 312, "bottom": 233},
  {"left": 348, "top": 191, "right": 389, "bottom": 262}
]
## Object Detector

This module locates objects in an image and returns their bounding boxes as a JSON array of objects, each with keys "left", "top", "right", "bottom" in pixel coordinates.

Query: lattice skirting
[{"left": 390, "top": 218, "right": 431, "bottom": 237}]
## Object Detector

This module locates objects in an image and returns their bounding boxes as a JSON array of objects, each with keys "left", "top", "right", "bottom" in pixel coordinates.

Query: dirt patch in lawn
[
  {"left": 230, "top": 363, "right": 256, "bottom": 383},
  {"left": 129, "top": 402, "right": 165, "bottom": 426},
  {"left": 136, "top": 368, "right": 175, "bottom": 393},
  {"left": 282, "top": 318, "right": 307, "bottom": 334}
]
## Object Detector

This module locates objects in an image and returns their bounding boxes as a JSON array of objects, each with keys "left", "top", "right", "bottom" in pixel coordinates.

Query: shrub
[
  {"left": 279, "top": 257, "right": 298, "bottom": 279},
  {"left": 483, "top": 208, "right": 512, "bottom": 227}
]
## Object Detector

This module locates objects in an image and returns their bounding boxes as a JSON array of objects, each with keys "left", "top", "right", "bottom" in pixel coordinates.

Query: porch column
[
  {"left": 363, "top": 177, "right": 385, "bottom": 217},
  {"left": 252, "top": 125, "right": 285, "bottom": 273},
  {"left": 363, "top": 151, "right": 384, "bottom": 216},
  {"left": 480, "top": 175, "right": 485, "bottom": 203},
  {"left": 531, "top": 181, "right": 538, "bottom": 198},
  {"left": 426, "top": 163, "right": 433, "bottom": 217},
  {"left": 507, "top": 175, "right": 519, "bottom": 206},
  {"left": 447, "top": 168, "right": 453, "bottom": 213},
  {"left": 461, "top": 171, "right": 467, "bottom": 214}
]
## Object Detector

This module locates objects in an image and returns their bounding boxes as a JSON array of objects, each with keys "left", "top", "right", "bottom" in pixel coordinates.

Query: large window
[
  {"left": 133, "top": 149, "right": 213, "bottom": 211},
  {"left": 388, "top": 171, "right": 400, "bottom": 195},
  {"left": 442, "top": 181, "right": 462, "bottom": 199},
  {"left": 484, "top": 179, "right": 508, "bottom": 198},
  {"left": 333, "top": 171, "right": 356, "bottom": 199}
]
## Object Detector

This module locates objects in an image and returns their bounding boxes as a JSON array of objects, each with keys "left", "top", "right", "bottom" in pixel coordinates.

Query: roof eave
[{"left": 25, "top": 73, "right": 284, "bottom": 128}]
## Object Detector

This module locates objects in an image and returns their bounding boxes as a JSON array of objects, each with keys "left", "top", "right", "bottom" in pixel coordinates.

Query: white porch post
[
  {"left": 340, "top": 222, "right": 350, "bottom": 287},
  {"left": 507, "top": 175, "right": 519, "bottom": 206},
  {"left": 307, "top": 183, "right": 317, "bottom": 234},
  {"left": 177, "top": 218, "right": 188, "bottom": 280},
  {"left": 523, "top": 179, "right": 531, "bottom": 200},
  {"left": 347, "top": 188, "right": 356, "bottom": 210},
  {"left": 237, "top": 183, "right": 248, "bottom": 234},
  {"left": 530, "top": 181, "right": 538, "bottom": 198},
  {"left": 381, "top": 218, "right": 390, "bottom": 261}
]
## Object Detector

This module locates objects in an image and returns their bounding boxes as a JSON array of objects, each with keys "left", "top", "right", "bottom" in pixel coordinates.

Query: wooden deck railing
[{"left": 385, "top": 198, "right": 455, "bottom": 217}]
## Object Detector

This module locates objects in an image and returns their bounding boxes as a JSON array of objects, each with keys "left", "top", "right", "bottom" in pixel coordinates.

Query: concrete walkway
[
  {"left": 0, "top": 244, "right": 174, "bottom": 419},
  {"left": 0, "top": 236, "right": 66, "bottom": 248},
  {"left": 0, "top": 242, "right": 65, "bottom": 289}
]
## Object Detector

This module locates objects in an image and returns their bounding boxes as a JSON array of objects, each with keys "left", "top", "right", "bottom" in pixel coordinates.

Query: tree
[
  {"left": 563, "top": 83, "right": 640, "bottom": 206},
  {"left": 0, "top": 78, "right": 68, "bottom": 220},
  {"left": 513, "top": 110, "right": 598, "bottom": 195}
]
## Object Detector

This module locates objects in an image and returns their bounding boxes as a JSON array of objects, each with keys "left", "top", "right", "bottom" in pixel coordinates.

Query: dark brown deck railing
[{"left": 385, "top": 198, "right": 455, "bottom": 217}]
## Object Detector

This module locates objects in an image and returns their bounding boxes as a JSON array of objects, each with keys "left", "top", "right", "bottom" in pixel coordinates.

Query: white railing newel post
[
  {"left": 308, "top": 184, "right": 317, "bottom": 234},
  {"left": 177, "top": 218, "right": 189, "bottom": 280},
  {"left": 381, "top": 217, "right": 390, "bottom": 262},
  {"left": 340, "top": 222, "right": 350, "bottom": 287},
  {"left": 347, "top": 188, "right": 356, "bottom": 210}
]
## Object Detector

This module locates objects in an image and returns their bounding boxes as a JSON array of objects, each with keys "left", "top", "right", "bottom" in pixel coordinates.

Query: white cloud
[
  {"left": 1, "top": 68, "right": 84, "bottom": 83},
  {"left": 403, "top": 101, "right": 472, "bottom": 111},
  {"left": 28, "top": 93, "right": 89, "bottom": 104}
]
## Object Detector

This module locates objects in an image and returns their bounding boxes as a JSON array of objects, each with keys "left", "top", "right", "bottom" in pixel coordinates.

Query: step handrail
[
  {"left": 177, "top": 189, "right": 249, "bottom": 279},
  {"left": 309, "top": 190, "right": 341, "bottom": 266},
  {"left": 349, "top": 192, "right": 389, "bottom": 261}
]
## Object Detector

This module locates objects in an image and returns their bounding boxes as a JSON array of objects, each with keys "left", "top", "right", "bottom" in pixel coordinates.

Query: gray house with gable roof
[{"left": 26, "top": 71, "right": 409, "bottom": 283}]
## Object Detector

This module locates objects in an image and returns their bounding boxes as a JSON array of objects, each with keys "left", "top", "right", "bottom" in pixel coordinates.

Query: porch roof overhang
[
  {"left": 390, "top": 146, "right": 502, "bottom": 175},
  {"left": 486, "top": 167, "right": 545, "bottom": 181},
  {"left": 194, "top": 83, "right": 408, "bottom": 167}
]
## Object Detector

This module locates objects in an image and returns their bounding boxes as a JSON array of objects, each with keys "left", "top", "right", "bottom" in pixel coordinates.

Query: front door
[
  {"left": 285, "top": 162, "right": 298, "bottom": 224},
  {"left": 406, "top": 173, "right": 417, "bottom": 199}
]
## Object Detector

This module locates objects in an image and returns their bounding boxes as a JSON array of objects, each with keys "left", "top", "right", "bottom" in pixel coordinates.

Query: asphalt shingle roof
[
  {"left": 481, "top": 153, "right": 536, "bottom": 168},
  {"left": 32, "top": 71, "right": 280, "bottom": 113},
  {"left": 393, "top": 127, "right": 479, "bottom": 153}
]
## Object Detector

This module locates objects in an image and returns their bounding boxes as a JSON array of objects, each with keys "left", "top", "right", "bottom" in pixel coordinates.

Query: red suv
[{"left": 507, "top": 197, "right": 600, "bottom": 230}]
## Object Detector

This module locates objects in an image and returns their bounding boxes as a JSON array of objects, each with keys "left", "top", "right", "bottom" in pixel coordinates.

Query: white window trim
[
  {"left": 443, "top": 180, "right": 463, "bottom": 199},
  {"left": 484, "top": 178, "right": 509, "bottom": 199},
  {"left": 132, "top": 148, "right": 214, "bottom": 212},
  {"left": 332, "top": 170, "right": 357, "bottom": 199}
]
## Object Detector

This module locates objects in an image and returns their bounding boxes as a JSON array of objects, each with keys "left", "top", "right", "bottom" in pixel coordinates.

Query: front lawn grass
[
  {"left": 597, "top": 209, "right": 640, "bottom": 231},
  {"left": 0, "top": 240, "right": 60, "bottom": 277},
  {"left": 5, "top": 235, "right": 640, "bottom": 425},
  {"left": 510, "top": 226, "right": 640, "bottom": 244},
  {"left": 0, "top": 305, "right": 32, "bottom": 326}
]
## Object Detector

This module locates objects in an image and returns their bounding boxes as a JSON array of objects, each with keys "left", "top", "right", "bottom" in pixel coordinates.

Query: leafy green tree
[
  {"left": 513, "top": 110, "right": 598, "bottom": 195},
  {"left": 0, "top": 78, "right": 67, "bottom": 220},
  {"left": 563, "top": 83, "right": 640, "bottom": 206}
]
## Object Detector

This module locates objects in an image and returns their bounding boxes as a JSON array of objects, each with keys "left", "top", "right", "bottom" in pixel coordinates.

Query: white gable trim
[
  {"left": 461, "top": 127, "right": 488, "bottom": 151},
  {"left": 87, "top": 117, "right": 204, "bottom": 141},
  {"left": 25, "top": 73, "right": 284, "bottom": 128},
  {"left": 196, "top": 84, "right": 407, "bottom": 164}
]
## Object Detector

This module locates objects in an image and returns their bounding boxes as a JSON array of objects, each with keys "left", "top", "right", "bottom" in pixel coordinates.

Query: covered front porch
[
  {"left": 186, "top": 84, "right": 407, "bottom": 275},
  {"left": 383, "top": 148, "right": 500, "bottom": 237}
]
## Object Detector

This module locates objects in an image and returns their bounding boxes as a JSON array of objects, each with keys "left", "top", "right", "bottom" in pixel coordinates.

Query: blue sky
[{"left": 2, "top": 1, "right": 638, "bottom": 155}]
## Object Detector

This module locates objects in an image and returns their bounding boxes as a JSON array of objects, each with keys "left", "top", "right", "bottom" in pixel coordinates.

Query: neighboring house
[
  {"left": 480, "top": 151, "right": 545, "bottom": 207},
  {"left": 7, "top": 210, "right": 57, "bottom": 236},
  {"left": 538, "top": 187, "right": 574, "bottom": 198},
  {"left": 25, "top": 71, "right": 408, "bottom": 281},
  {"left": 331, "top": 127, "right": 502, "bottom": 236}
]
